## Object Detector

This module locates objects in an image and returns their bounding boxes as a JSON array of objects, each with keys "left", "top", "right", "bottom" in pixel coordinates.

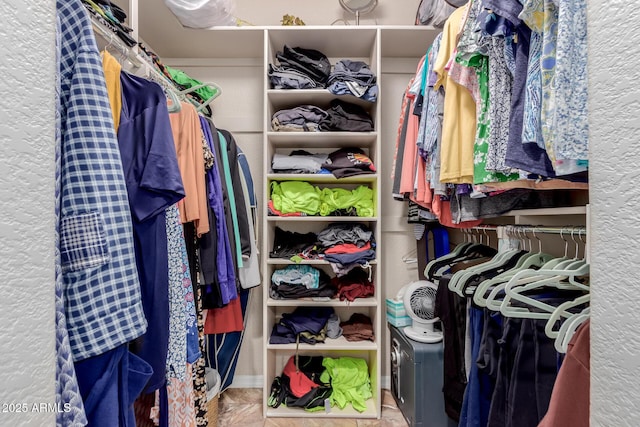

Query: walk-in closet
[{"left": 1, "top": 0, "right": 638, "bottom": 426}]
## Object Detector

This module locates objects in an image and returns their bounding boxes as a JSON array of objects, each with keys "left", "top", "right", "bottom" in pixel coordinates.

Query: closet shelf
[
  {"left": 267, "top": 297, "right": 378, "bottom": 307},
  {"left": 267, "top": 259, "right": 377, "bottom": 266},
  {"left": 267, "top": 132, "right": 378, "bottom": 147},
  {"left": 267, "top": 174, "right": 377, "bottom": 184},
  {"left": 268, "top": 89, "right": 377, "bottom": 110},
  {"left": 504, "top": 206, "right": 587, "bottom": 217},
  {"left": 267, "top": 336, "right": 378, "bottom": 351},
  {"left": 265, "top": 398, "right": 379, "bottom": 419},
  {"left": 266, "top": 216, "right": 378, "bottom": 223},
  {"left": 475, "top": 179, "right": 589, "bottom": 192}
]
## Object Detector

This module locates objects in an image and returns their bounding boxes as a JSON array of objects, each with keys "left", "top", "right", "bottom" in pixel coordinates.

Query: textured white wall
[
  {"left": 588, "top": 0, "right": 640, "bottom": 425},
  {"left": 0, "top": 0, "right": 57, "bottom": 425}
]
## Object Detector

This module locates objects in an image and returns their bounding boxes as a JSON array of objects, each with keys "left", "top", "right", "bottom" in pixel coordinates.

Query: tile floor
[{"left": 216, "top": 388, "right": 409, "bottom": 427}]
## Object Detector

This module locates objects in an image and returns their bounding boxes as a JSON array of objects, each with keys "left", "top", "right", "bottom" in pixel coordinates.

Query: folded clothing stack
[
  {"left": 270, "top": 265, "right": 336, "bottom": 299},
  {"left": 271, "top": 100, "right": 374, "bottom": 132},
  {"left": 269, "top": 306, "right": 343, "bottom": 345},
  {"left": 331, "top": 268, "right": 375, "bottom": 302},
  {"left": 271, "top": 148, "right": 376, "bottom": 178},
  {"left": 317, "top": 223, "right": 376, "bottom": 276},
  {"left": 270, "top": 45, "right": 332, "bottom": 89},
  {"left": 340, "top": 313, "right": 374, "bottom": 342},
  {"left": 327, "top": 60, "right": 378, "bottom": 102},
  {"left": 269, "top": 181, "right": 374, "bottom": 217},
  {"left": 268, "top": 47, "right": 379, "bottom": 104}
]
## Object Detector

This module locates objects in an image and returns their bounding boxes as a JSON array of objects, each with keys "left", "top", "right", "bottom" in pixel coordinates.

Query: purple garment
[
  {"left": 477, "top": 7, "right": 513, "bottom": 37},
  {"left": 504, "top": 24, "right": 556, "bottom": 177},
  {"left": 457, "top": 184, "right": 473, "bottom": 195},
  {"left": 482, "top": 0, "right": 523, "bottom": 27},
  {"left": 200, "top": 116, "right": 237, "bottom": 305},
  {"left": 117, "top": 72, "right": 186, "bottom": 393}
]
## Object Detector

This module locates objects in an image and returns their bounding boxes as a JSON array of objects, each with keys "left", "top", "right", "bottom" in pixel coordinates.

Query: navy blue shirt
[{"left": 117, "top": 71, "right": 185, "bottom": 393}]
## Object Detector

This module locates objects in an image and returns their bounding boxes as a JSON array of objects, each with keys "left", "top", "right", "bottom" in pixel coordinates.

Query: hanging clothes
[
  {"left": 434, "top": 6, "right": 476, "bottom": 184},
  {"left": 117, "top": 70, "right": 186, "bottom": 394},
  {"left": 58, "top": 0, "right": 147, "bottom": 363},
  {"left": 538, "top": 320, "right": 590, "bottom": 427},
  {"left": 170, "top": 102, "right": 210, "bottom": 237},
  {"left": 54, "top": 10, "right": 87, "bottom": 426},
  {"left": 101, "top": 50, "right": 122, "bottom": 131}
]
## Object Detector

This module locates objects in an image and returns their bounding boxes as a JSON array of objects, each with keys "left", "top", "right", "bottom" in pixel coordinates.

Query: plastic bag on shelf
[
  {"left": 163, "top": 0, "right": 237, "bottom": 28},
  {"left": 414, "top": 0, "right": 457, "bottom": 28}
]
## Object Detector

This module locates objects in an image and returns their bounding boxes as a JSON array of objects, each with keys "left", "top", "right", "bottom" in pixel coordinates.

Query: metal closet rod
[
  {"left": 502, "top": 225, "right": 586, "bottom": 236},
  {"left": 465, "top": 225, "right": 587, "bottom": 235},
  {"left": 89, "top": 14, "right": 143, "bottom": 69}
]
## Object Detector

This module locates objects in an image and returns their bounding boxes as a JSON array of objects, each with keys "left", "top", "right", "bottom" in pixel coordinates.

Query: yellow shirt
[
  {"left": 101, "top": 51, "right": 122, "bottom": 131},
  {"left": 433, "top": 6, "right": 476, "bottom": 184}
]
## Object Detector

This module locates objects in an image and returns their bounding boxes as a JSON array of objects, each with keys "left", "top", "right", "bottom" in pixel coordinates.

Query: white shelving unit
[{"left": 262, "top": 27, "right": 383, "bottom": 419}]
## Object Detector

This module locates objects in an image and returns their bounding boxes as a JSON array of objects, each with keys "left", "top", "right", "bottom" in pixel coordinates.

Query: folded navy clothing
[
  {"left": 281, "top": 306, "right": 334, "bottom": 335},
  {"left": 324, "top": 249, "right": 376, "bottom": 266},
  {"left": 270, "top": 307, "right": 335, "bottom": 344}
]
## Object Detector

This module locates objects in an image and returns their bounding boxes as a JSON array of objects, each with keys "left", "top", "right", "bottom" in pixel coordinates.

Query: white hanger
[
  {"left": 544, "top": 294, "right": 590, "bottom": 340},
  {"left": 451, "top": 226, "right": 525, "bottom": 297},
  {"left": 485, "top": 227, "right": 589, "bottom": 310},
  {"left": 178, "top": 82, "right": 223, "bottom": 113},
  {"left": 496, "top": 261, "right": 589, "bottom": 319},
  {"left": 423, "top": 227, "right": 472, "bottom": 279},
  {"left": 556, "top": 310, "right": 589, "bottom": 353},
  {"left": 473, "top": 228, "right": 554, "bottom": 306}
]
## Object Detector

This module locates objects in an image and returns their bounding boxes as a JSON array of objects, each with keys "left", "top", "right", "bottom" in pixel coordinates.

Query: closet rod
[
  {"left": 89, "top": 13, "right": 184, "bottom": 111},
  {"left": 89, "top": 14, "right": 143, "bottom": 69},
  {"left": 467, "top": 225, "right": 499, "bottom": 232},
  {"left": 501, "top": 225, "right": 587, "bottom": 236}
]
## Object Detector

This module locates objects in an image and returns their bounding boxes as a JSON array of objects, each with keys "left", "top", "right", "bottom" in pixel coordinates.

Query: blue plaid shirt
[{"left": 58, "top": 0, "right": 147, "bottom": 361}]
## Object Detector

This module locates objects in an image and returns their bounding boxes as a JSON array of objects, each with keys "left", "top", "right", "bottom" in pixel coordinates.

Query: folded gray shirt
[{"left": 272, "top": 152, "right": 329, "bottom": 174}]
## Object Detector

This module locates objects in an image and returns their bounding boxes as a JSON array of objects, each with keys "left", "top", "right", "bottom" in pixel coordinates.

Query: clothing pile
[
  {"left": 271, "top": 45, "right": 332, "bottom": 88},
  {"left": 318, "top": 223, "right": 376, "bottom": 276},
  {"left": 270, "top": 265, "right": 336, "bottom": 300},
  {"left": 268, "top": 356, "right": 373, "bottom": 413},
  {"left": 327, "top": 60, "right": 378, "bottom": 102},
  {"left": 392, "top": 0, "right": 589, "bottom": 228},
  {"left": 340, "top": 313, "right": 374, "bottom": 342},
  {"left": 320, "top": 357, "right": 373, "bottom": 412},
  {"left": 268, "top": 356, "right": 333, "bottom": 411},
  {"left": 269, "top": 307, "right": 343, "bottom": 345},
  {"left": 271, "top": 147, "right": 376, "bottom": 178},
  {"left": 269, "top": 227, "right": 319, "bottom": 260},
  {"left": 272, "top": 99, "right": 374, "bottom": 132},
  {"left": 269, "top": 181, "right": 374, "bottom": 217},
  {"left": 268, "top": 45, "right": 379, "bottom": 103},
  {"left": 57, "top": 2, "right": 259, "bottom": 424},
  {"left": 331, "top": 268, "right": 375, "bottom": 302}
]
